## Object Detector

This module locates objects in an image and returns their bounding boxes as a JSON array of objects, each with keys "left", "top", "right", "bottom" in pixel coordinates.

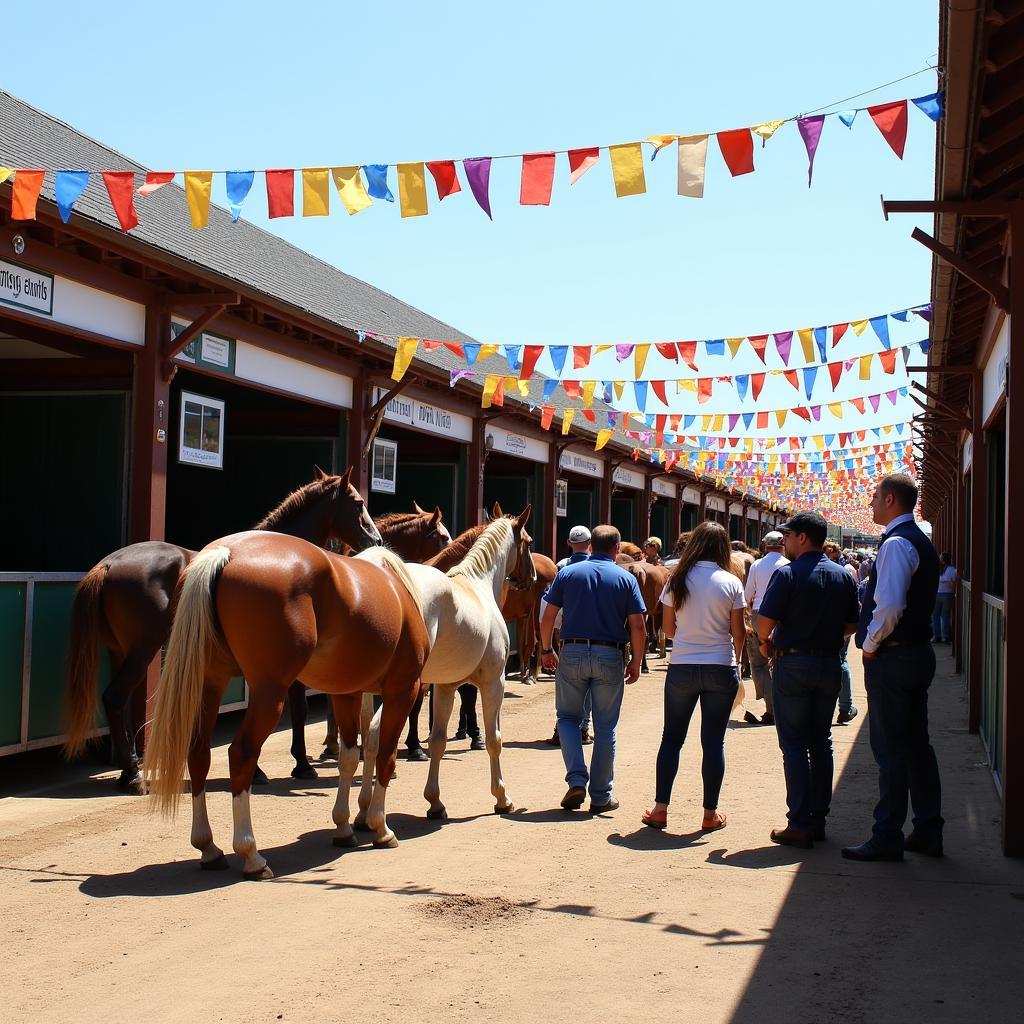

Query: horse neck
[
  {"left": 427, "top": 524, "right": 486, "bottom": 572},
  {"left": 469, "top": 524, "right": 516, "bottom": 604},
  {"left": 379, "top": 516, "right": 429, "bottom": 562},
  {"left": 259, "top": 496, "right": 329, "bottom": 545}
]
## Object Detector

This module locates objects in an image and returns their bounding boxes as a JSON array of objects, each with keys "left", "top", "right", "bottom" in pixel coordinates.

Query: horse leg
[
  {"left": 478, "top": 674, "right": 514, "bottom": 813},
  {"left": 188, "top": 676, "right": 231, "bottom": 870},
  {"left": 366, "top": 683, "right": 421, "bottom": 848},
  {"left": 228, "top": 684, "right": 288, "bottom": 880},
  {"left": 288, "top": 682, "right": 317, "bottom": 779},
  {"left": 102, "top": 647, "right": 155, "bottom": 793},
  {"left": 321, "top": 700, "right": 340, "bottom": 760},
  {"left": 404, "top": 687, "right": 427, "bottom": 760},
  {"left": 330, "top": 694, "right": 363, "bottom": 848},
  {"left": 354, "top": 695, "right": 380, "bottom": 830},
  {"left": 424, "top": 684, "right": 457, "bottom": 820}
]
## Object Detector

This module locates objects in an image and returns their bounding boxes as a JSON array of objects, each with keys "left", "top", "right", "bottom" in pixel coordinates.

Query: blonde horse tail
[
  {"left": 145, "top": 546, "right": 231, "bottom": 815},
  {"left": 368, "top": 549, "right": 424, "bottom": 622},
  {"left": 63, "top": 562, "right": 109, "bottom": 758}
]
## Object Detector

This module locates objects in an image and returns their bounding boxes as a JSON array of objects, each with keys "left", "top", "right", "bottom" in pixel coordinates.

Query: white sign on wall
[
  {"left": 555, "top": 479, "right": 568, "bottom": 517},
  {"left": 652, "top": 477, "right": 677, "bottom": 498},
  {"left": 178, "top": 391, "right": 225, "bottom": 470},
  {"left": 485, "top": 425, "right": 549, "bottom": 463},
  {"left": 0, "top": 259, "right": 53, "bottom": 316},
  {"left": 559, "top": 449, "right": 604, "bottom": 480},
  {"left": 706, "top": 495, "right": 727, "bottom": 513},
  {"left": 371, "top": 438, "right": 398, "bottom": 494},
  {"left": 682, "top": 486, "right": 702, "bottom": 505},
  {"left": 612, "top": 465, "right": 645, "bottom": 490},
  {"left": 747, "top": 506, "right": 761, "bottom": 521},
  {"left": 372, "top": 387, "right": 472, "bottom": 441}
]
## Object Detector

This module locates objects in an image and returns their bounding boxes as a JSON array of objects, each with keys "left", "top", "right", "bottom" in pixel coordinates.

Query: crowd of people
[{"left": 535, "top": 472, "right": 951, "bottom": 861}]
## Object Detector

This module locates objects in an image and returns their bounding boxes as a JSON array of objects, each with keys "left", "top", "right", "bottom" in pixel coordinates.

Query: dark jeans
[
  {"left": 864, "top": 643, "right": 943, "bottom": 842},
  {"left": 772, "top": 654, "right": 841, "bottom": 831},
  {"left": 655, "top": 664, "right": 739, "bottom": 809}
]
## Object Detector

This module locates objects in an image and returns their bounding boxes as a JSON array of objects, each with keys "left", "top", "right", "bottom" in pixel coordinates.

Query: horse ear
[
  {"left": 313, "top": 464, "right": 328, "bottom": 480},
  {"left": 516, "top": 505, "right": 532, "bottom": 530},
  {"left": 491, "top": 501, "right": 503, "bottom": 519},
  {"left": 430, "top": 506, "right": 442, "bottom": 525},
  {"left": 412, "top": 500, "right": 426, "bottom": 514},
  {"left": 340, "top": 465, "right": 353, "bottom": 488}
]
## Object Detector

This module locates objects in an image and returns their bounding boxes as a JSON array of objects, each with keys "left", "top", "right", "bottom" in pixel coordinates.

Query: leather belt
[
  {"left": 560, "top": 638, "right": 626, "bottom": 650},
  {"left": 775, "top": 648, "right": 839, "bottom": 658}
]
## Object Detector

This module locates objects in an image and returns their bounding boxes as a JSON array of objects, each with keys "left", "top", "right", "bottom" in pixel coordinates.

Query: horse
[
  {"left": 500, "top": 553, "right": 557, "bottom": 684},
  {"left": 144, "top": 532, "right": 431, "bottom": 880},
  {"left": 353, "top": 508, "right": 536, "bottom": 832},
  {"left": 618, "top": 542, "right": 644, "bottom": 562},
  {"left": 64, "top": 467, "right": 382, "bottom": 792},
  {"left": 624, "top": 560, "right": 670, "bottom": 672}
]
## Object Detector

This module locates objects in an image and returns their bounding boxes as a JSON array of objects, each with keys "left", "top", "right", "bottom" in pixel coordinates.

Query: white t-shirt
[
  {"left": 937, "top": 566, "right": 957, "bottom": 594},
  {"left": 744, "top": 551, "right": 789, "bottom": 612},
  {"left": 660, "top": 561, "right": 746, "bottom": 666}
]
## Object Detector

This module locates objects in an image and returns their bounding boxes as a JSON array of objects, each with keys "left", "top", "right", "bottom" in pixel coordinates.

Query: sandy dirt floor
[{"left": 2, "top": 647, "right": 1022, "bottom": 1024}]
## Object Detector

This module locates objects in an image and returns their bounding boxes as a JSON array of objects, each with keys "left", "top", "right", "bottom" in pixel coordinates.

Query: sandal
[
  {"left": 701, "top": 811, "right": 727, "bottom": 833},
  {"left": 642, "top": 808, "right": 668, "bottom": 830}
]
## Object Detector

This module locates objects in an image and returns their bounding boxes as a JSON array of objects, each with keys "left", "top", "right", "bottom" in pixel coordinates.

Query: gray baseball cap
[
  {"left": 568, "top": 525, "right": 591, "bottom": 543},
  {"left": 763, "top": 531, "right": 785, "bottom": 546}
]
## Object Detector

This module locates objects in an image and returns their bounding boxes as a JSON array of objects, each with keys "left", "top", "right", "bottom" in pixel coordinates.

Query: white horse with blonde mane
[{"left": 335, "top": 508, "right": 536, "bottom": 847}]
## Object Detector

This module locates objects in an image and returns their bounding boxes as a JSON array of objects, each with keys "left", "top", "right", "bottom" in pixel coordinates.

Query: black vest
[{"left": 856, "top": 518, "right": 939, "bottom": 647}]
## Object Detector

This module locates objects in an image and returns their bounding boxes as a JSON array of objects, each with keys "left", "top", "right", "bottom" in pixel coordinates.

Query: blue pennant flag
[
  {"left": 542, "top": 379, "right": 558, "bottom": 402},
  {"left": 735, "top": 374, "right": 749, "bottom": 401},
  {"left": 697, "top": 436, "right": 707, "bottom": 449},
  {"left": 899, "top": 386, "right": 909, "bottom": 397},
  {"left": 684, "top": 415, "right": 696, "bottom": 430},
  {"left": 912, "top": 91, "right": 944, "bottom": 122},
  {"left": 607, "top": 412, "right": 617, "bottom": 427},
  {"left": 634, "top": 380, "right": 648, "bottom": 410},
  {"left": 463, "top": 343, "right": 481, "bottom": 366},
  {"left": 891, "top": 309, "right": 910, "bottom": 322},
  {"left": 549, "top": 346, "right": 568, "bottom": 375},
  {"left": 920, "top": 340, "right": 931, "bottom": 353},
  {"left": 813, "top": 327, "right": 827, "bottom": 363},
  {"left": 226, "top": 171, "right": 255, "bottom": 222},
  {"left": 705, "top": 339, "right": 725, "bottom": 357},
  {"left": 896, "top": 423, "right": 906, "bottom": 435},
  {"left": 872, "top": 428, "right": 881, "bottom": 438},
  {"left": 803, "top": 365, "right": 818, "bottom": 400},
  {"left": 838, "top": 109, "right": 858, "bottom": 129},
  {"left": 644, "top": 414, "right": 656, "bottom": 428},
  {"left": 742, "top": 412, "right": 755, "bottom": 431},
  {"left": 665, "top": 432, "right": 676, "bottom": 445},
  {"left": 55, "top": 170, "right": 89, "bottom": 223},
  {"left": 504, "top": 345, "right": 521, "bottom": 372},
  {"left": 363, "top": 165, "right": 395, "bottom": 202},
  {"left": 869, "top": 315, "right": 891, "bottom": 350},
  {"left": 825, "top": 434, "right": 836, "bottom": 446}
]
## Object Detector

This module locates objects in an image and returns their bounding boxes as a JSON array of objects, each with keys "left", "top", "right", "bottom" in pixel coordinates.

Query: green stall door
[
  {"left": 0, "top": 583, "right": 26, "bottom": 748},
  {"left": 370, "top": 463, "right": 459, "bottom": 534}
]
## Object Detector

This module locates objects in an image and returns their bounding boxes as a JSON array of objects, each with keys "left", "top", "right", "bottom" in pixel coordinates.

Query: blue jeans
[
  {"left": 772, "top": 654, "right": 841, "bottom": 831},
  {"left": 932, "top": 593, "right": 954, "bottom": 642},
  {"left": 839, "top": 637, "right": 855, "bottom": 714},
  {"left": 555, "top": 645, "right": 625, "bottom": 804},
  {"left": 864, "top": 643, "right": 943, "bottom": 842},
  {"left": 655, "top": 664, "right": 739, "bottom": 808}
]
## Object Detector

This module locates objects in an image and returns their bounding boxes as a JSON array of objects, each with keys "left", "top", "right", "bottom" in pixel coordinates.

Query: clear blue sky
[{"left": 4, "top": 1, "right": 939, "bottom": 357}]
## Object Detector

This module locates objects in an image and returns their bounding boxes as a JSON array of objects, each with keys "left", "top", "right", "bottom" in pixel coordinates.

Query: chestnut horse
[
  {"left": 145, "top": 532, "right": 430, "bottom": 879},
  {"left": 625, "top": 560, "right": 670, "bottom": 672},
  {"left": 501, "top": 553, "right": 557, "bottom": 684},
  {"left": 64, "top": 467, "right": 381, "bottom": 791},
  {"left": 355, "top": 509, "right": 536, "bottom": 828}
]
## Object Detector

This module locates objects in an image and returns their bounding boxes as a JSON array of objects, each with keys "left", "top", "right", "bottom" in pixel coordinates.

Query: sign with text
[
  {"left": 612, "top": 465, "right": 644, "bottom": 490},
  {"left": 171, "top": 321, "right": 237, "bottom": 375},
  {"left": 178, "top": 391, "right": 225, "bottom": 469},
  {"left": 371, "top": 387, "right": 472, "bottom": 441},
  {"left": 371, "top": 438, "right": 398, "bottom": 494},
  {"left": 0, "top": 258, "right": 53, "bottom": 316},
  {"left": 485, "top": 426, "right": 549, "bottom": 464},
  {"left": 559, "top": 449, "right": 603, "bottom": 480},
  {"left": 652, "top": 477, "right": 677, "bottom": 499}
]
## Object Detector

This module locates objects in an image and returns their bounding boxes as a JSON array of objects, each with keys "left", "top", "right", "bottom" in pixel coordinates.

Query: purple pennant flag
[
  {"left": 463, "top": 158, "right": 493, "bottom": 219},
  {"left": 450, "top": 369, "right": 474, "bottom": 387},
  {"left": 616, "top": 344, "right": 635, "bottom": 361},
  {"left": 913, "top": 303, "right": 933, "bottom": 322},
  {"left": 773, "top": 331, "right": 794, "bottom": 365},
  {"left": 869, "top": 394, "right": 880, "bottom": 413},
  {"left": 885, "top": 390, "right": 898, "bottom": 405},
  {"left": 810, "top": 406, "right": 821, "bottom": 421},
  {"left": 728, "top": 413, "right": 740, "bottom": 431},
  {"left": 797, "top": 115, "right": 826, "bottom": 186}
]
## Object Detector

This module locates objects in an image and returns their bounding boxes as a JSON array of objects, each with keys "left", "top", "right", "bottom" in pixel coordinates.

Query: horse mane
[
  {"left": 446, "top": 518, "right": 514, "bottom": 581},
  {"left": 254, "top": 479, "right": 334, "bottom": 531},
  {"left": 427, "top": 522, "right": 487, "bottom": 570},
  {"left": 375, "top": 511, "right": 425, "bottom": 539}
]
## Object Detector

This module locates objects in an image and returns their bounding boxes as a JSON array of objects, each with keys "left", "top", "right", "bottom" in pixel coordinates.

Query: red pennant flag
[
  {"left": 655, "top": 342, "right": 678, "bottom": 361},
  {"left": 265, "top": 169, "right": 295, "bottom": 218},
  {"left": 573, "top": 346, "right": 591, "bottom": 369},
  {"left": 562, "top": 381, "right": 582, "bottom": 399},
  {"left": 443, "top": 342, "right": 464, "bottom": 356},
  {"left": 101, "top": 172, "right": 139, "bottom": 231},
  {"left": 568, "top": 147, "right": 599, "bottom": 185},
  {"left": 11, "top": 170, "right": 45, "bottom": 220},
  {"left": 520, "top": 153, "right": 555, "bottom": 206},
  {"left": 582, "top": 409, "right": 596, "bottom": 423},
  {"left": 850, "top": 398, "right": 866, "bottom": 414},
  {"left": 540, "top": 405, "right": 554, "bottom": 430},
  {"left": 793, "top": 407, "right": 811, "bottom": 421},
  {"left": 519, "top": 345, "right": 544, "bottom": 380},
  {"left": 748, "top": 335, "right": 768, "bottom": 363},
  {"left": 651, "top": 380, "right": 668, "bottom": 405},
  {"left": 832, "top": 322, "right": 849, "bottom": 347},
  {"left": 426, "top": 161, "right": 462, "bottom": 200},
  {"left": 138, "top": 172, "right": 174, "bottom": 197},
  {"left": 716, "top": 128, "right": 755, "bottom": 176},
  {"left": 492, "top": 379, "right": 505, "bottom": 407},
  {"left": 879, "top": 349, "right": 898, "bottom": 374},
  {"left": 751, "top": 373, "right": 766, "bottom": 400},
  {"left": 828, "top": 362, "right": 844, "bottom": 389},
  {"left": 756, "top": 411, "right": 768, "bottom": 428},
  {"left": 868, "top": 101, "right": 909, "bottom": 159},
  {"left": 783, "top": 369, "right": 799, "bottom": 390},
  {"left": 697, "top": 378, "right": 713, "bottom": 403},
  {"left": 676, "top": 341, "right": 698, "bottom": 368}
]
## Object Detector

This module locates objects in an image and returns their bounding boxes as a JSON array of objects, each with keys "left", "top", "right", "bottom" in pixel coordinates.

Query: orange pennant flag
[{"left": 12, "top": 170, "right": 45, "bottom": 220}]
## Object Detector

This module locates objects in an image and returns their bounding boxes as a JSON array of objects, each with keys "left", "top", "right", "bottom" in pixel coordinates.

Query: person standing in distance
[
  {"left": 843, "top": 475, "right": 943, "bottom": 862},
  {"left": 756, "top": 511, "right": 860, "bottom": 849},
  {"left": 539, "top": 525, "right": 647, "bottom": 814},
  {"left": 742, "top": 530, "right": 788, "bottom": 726}
]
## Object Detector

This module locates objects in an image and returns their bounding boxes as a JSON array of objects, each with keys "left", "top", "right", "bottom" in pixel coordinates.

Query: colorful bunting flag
[
  {"left": 609, "top": 143, "right": 646, "bottom": 198},
  {"left": 426, "top": 161, "right": 462, "bottom": 201},
  {"left": 520, "top": 153, "right": 555, "bottom": 206},
  {"left": 302, "top": 168, "right": 331, "bottom": 217},
  {"left": 463, "top": 158, "right": 493, "bottom": 218},
  {"left": 138, "top": 172, "right": 174, "bottom": 196},
  {"left": 183, "top": 171, "right": 213, "bottom": 229},
  {"left": 392, "top": 337, "right": 419, "bottom": 381},
  {"left": 226, "top": 171, "right": 255, "bottom": 222},
  {"left": 568, "top": 147, "right": 600, "bottom": 185},
  {"left": 54, "top": 170, "right": 88, "bottom": 223},
  {"left": 102, "top": 171, "right": 139, "bottom": 231},
  {"left": 363, "top": 164, "right": 395, "bottom": 202},
  {"left": 717, "top": 128, "right": 754, "bottom": 176},
  {"left": 677, "top": 135, "right": 709, "bottom": 197},
  {"left": 332, "top": 167, "right": 373, "bottom": 215},
  {"left": 397, "top": 163, "right": 429, "bottom": 218},
  {"left": 266, "top": 169, "right": 295, "bottom": 218},
  {"left": 868, "top": 100, "right": 909, "bottom": 159},
  {"left": 11, "top": 170, "right": 45, "bottom": 220},
  {"left": 797, "top": 115, "right": 826, "bottom": 186}
]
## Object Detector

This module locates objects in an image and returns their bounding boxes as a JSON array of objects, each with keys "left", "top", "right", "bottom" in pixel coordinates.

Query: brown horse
[
  {"left": 145, "top": 532, "right": 430, "bottom": 879},
  {"left": 624, "top": 560, "right": 670, "bottom": 672},
  {"left": 64, "top": 467, "right": 382, "bottom": 791}
]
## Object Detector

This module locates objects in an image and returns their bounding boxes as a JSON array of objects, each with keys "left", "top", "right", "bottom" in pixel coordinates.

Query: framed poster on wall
[
  {"left": 371, "top": 438, "right": 398, "bottom": 494},
  {"left": 555, "top": 479, "right": 568, "bottom": 517},
  {"left": 178, "top": 391, "right": 225, "bottom": 469}
]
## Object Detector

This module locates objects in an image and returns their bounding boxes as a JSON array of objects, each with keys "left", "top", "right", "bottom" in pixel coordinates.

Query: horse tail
[
  {"left": 365, "top": 548, "right": 424, "bottom": 622},
  {"left": 63, "top": 562, "right": 109, "bottom": 758},
  {"left": 145, "top": 546, "right": 231, "bottom": 815}
]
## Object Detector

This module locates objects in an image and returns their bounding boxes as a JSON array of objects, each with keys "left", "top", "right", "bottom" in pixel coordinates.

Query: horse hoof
[
  {"left": 426, "top": 807, "right": 448, "bottom": 821},
  {"left": 321, "top": 747, "right": 339, "bottom": 761},
  {"left": 243, "top": 865, "right": 274, "bottom": 881},
  {"left": 495, "top": 803, "right": 515, "bottom": 815},
  {"left": 116, "top": 771, "right": 145, "bottom": 795},
  {"left": 353, "top": 815, "right": 371, "bottom": 831},
  {"left": 291, "top": 763, "right": 318, "bottom": 780},
  {"left": 252, "top": 767, "right": 270, "bottom": 786},
  {"left": 332, "top": 834, "right": 359, "bottom": 848},
  {"left": 373, "top": 835, "right": 399, "bottom": 849},
  {"left": 200, "top": 854, "right": 229, "bottom": 871}
]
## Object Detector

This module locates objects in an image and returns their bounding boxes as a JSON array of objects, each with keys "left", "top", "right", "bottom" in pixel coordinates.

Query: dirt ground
[{"left": 2, "top": 648, "right": 1022, "bottom": 1024}]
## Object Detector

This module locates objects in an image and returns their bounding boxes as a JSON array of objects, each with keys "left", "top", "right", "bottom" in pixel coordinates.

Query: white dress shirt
[
  {"left": 744, "top": 551, "right": 789, "bottom": 612},
  {"left": 862, "top": 513, "right": 920, "bottom": 654}
]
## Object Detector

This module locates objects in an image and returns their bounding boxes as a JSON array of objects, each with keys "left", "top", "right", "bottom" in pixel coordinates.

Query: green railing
[{"left": 979, "top": 592, "right": 1005, "bottom": 784}]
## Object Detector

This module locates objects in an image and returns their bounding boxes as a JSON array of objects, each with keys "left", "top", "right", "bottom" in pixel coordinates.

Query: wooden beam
[
  {"left": 881, "top": 198, "right": 1019, "bottom": 218},
  {"left": 910, "top": 395, "right": 971, "bottom": 431},
  {"left": 912, "top": 380, "right": 971, "bottom": 418},
  {"left": 161, "top": 290, "right": 241, "bottom": 309},
  {"left": 361, "top": 376, "right": 416, "bottom": 462},
  {"left": 161, "top": 304, "right": 226, "bottom": 380},
  {"left": 909, "top": 228, "right": 1011, "bottom": 311}
]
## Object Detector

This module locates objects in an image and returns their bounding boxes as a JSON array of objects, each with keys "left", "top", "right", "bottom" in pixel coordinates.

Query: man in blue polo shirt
[
  {"left": 756, "top": 511, "right": 860, "bottom": 849},
  {"left": 539, "top": 524, "right": 647, "bottom": 814}
]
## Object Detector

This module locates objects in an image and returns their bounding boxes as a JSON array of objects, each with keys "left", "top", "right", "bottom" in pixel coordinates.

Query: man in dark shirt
[{"left": 756, "top": 511, "right": 860, "bottom": 849}]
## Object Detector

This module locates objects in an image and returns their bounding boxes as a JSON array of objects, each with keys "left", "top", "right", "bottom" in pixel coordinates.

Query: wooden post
[
  {"left": 600, "top": 459, "right": 613, "bottom": 524},
  {"left": 641, "top": 473, "right": 653, "bottom": 542},
  {"left": 543, "top": 447, "right": 558, "bottom": 560},
  {"left": 347, "top": 368, "right": 370, "bottom": 498},
  {"left": 467, "top": 414, "right": 484, "bottom": 530}
]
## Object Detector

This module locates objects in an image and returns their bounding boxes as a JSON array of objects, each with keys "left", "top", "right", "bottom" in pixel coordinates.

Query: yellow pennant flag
[
  {"left": 595, "top": 344, "right": 613, "bottom": 355},
  {"left": 184, "top": 172, "right": 213, "bottom": 229},
  {"left": 397, "top": 162, "right": 428, "bottom": 219},
  {"left": 0, "top": 167, "right": 13, "bottom": 184},
  {"left": 562, "top": 408, "right": 576, "bottom": 435},
  {"left": 331, "top": 166, "right": 373, "bottom": 215},
  {"left": 302, "top": 168, "right": 330, "bottom": 216},
  {"left": 752, "top": 120, "right": 785, "bottom": 143},
  {"left": 392, "top": 336, "right": 419, "bottom": 381},
  {"left": 613, "top": 382, "right": 625, "bottom": 401},
  {"left": 678, "top": 378, "right": 697, "bottom": 393},
  {"left": 828, "top": 402, "right": 844, "bottom": 418},
  {"left": 813, "top": 435, "right": 825, "bottom": 450},
  {"left": 850, "top": 319, "right": 869, "bottom": 336},
  {"left": 634, "top": 344, "right": 650, "bottom": 379},
  {"left": 516, "top": 379, "right": 530, "bottom": 398},
  {"left": 701, "top": 415, "right": 712, "bottom": 431},
  {"left": 859, "top": 354, "right": 873, "bottom": 380},
  {"left": 608, "top": 143, "right": 646, "bottom": 198},
  {"left": 479, "top": 344, "right": 500, "bottom": 361},
  {"left": 583, "top": 380, "right": 597, "bottom": 408},
  {"left": 776, "top": 410, "right": 788, "bottom": 427},
  {"left": 647, "top": 134, "right": 677, "bottom": 155},
  {"left": 711, "top": 414, "right": 724, "bottom": 432},
  {"left": 797, "top": 329, "right": 815, "bottom": 363},
  {"left": 726, "top": 337, "right": 745, "bottom": 358},
  {"left": 595, "top": 428, "right": 615, "bottom": 450},
  {"left": 481, "top": 375, "right": 500, "bottom": 408}
]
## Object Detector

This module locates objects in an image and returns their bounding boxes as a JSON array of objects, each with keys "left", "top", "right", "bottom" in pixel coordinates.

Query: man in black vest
[{"left": 843, "top": 474, "right": 944, "bottom": 862}]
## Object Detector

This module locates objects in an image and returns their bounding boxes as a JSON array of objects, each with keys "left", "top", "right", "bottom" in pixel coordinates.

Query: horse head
[
  {"left": 411, "top": 500, "right": 452, "bottom": 554},
  {"left": 505, "top": 505, "right": 537, "bottom": 591},
  {"left": 319, "top": 465, "right": 383, "bottom": 551}
]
